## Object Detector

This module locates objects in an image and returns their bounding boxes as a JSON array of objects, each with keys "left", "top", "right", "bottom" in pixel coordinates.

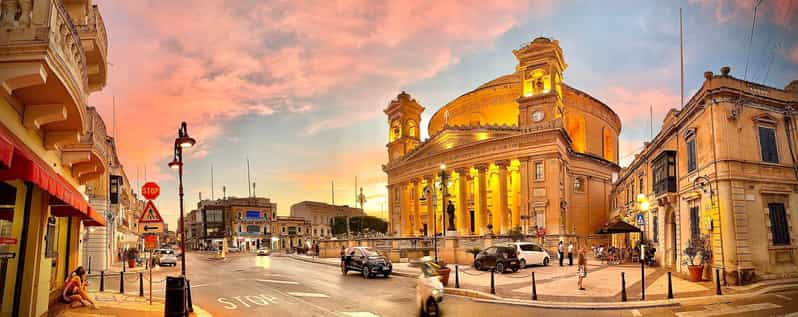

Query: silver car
[{"left": 155, "top": 249, "right": 177, "bottom": 266}]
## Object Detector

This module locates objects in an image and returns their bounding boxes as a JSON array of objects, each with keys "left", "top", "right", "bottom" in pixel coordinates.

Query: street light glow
[
  {"left": 440, "top": 163, "right": 446, "bottom": 170},
  {"left": 636, "top": 193, "right": 646, "bottom": 202}
]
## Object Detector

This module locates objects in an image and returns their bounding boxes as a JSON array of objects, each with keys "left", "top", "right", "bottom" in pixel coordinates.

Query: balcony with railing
[
  {"left": 0, "top": 0, "right": 107, "bottom": 163},
  {"left": 75, "top": 4, "right": 107, "bottom": 92}
]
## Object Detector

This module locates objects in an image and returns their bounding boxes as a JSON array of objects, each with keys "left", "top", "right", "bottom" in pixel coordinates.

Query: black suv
[
  {"left": 473, "top": 245, "right": 520, "bottom": 273},
  {"left": 341, "top": 247, "right": 392, "bottom": 278}
]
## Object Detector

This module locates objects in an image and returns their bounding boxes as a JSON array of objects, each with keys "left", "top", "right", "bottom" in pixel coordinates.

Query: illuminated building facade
[{"left": 383, "top": 37, "right": 621, "bottom": 247}]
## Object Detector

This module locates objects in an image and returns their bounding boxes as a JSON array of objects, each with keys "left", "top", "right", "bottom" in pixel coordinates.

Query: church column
[
  {"left": 519, "top": 157, "right": 531, "bottom": 233},
  {"left": 399, "top": 181, "right": 410, "bottom": 236},
  {"left": 412, "top": 178, "right": 422, "bottom": 236},
  {"left": 387, "top": 184, "right": 396, "bottom": 236},
  {"left": 511, "top": 164, "right": 521, "bottom": 230},
  {"left": 424, "top": 175, "right": 436, "bottom": 237},
  {"left": 496, "top": 160, "right": 510, "bottom": 234},
  {"left": 474, "top": 164, "right": 488, "bottom": 235},
  {"left": 455, "top": 168, "right": 468, "bottom": 235}
]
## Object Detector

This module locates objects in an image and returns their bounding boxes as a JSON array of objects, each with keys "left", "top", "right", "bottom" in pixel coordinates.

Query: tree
[{"left": 331, "top": 215, "right": 389, "bottom": 235}]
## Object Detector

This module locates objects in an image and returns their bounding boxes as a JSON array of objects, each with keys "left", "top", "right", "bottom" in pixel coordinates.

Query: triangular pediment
[{"left": 397, "top": 126, "right": 518, "bottom": 163}]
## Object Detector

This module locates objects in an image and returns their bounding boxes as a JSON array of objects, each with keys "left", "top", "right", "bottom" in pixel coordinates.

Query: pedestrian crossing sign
[{"left": 138, "top": 200, "right": 164, "bottom": 223}]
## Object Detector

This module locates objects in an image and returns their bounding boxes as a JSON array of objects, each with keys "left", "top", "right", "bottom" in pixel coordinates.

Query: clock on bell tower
[{"left": 513, "top": 37, "right": 567, "bottom": 129}]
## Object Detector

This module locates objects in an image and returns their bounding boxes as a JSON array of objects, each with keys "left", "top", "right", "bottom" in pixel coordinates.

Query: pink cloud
[
  {"left": 91, "top": 0, "right": 554, "bottom": 176},
  {"left": 690, "top": 0, "right": 797, "bottom": 29},
  {"left": 598, "top": 86, "right": 681, "bottom": 124},
  {"left": 791, "top": 46, "right": 798, "bottom": 64}
]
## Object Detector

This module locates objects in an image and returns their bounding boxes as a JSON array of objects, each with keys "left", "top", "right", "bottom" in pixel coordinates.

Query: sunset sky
[{"left": 90, "top": 0, "right": 798, "bottom": 229}]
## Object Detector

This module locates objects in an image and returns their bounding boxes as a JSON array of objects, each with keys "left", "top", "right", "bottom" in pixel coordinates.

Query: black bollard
[
  {"left": 139, "top": 272, "right": 144, "bottom": 297},
  {"left": 667, "top": 272, "right": 674, "bottom": 299},
  {"left": 455, "top": 265, "right": 460, "bottom": 288},
  {"left": 490, "top": 269, "right": 495, "bottom": 295},
  {"left": 88, "top": 256, "right": 92, "bottom": 274},
  {"left": 120, "top": 271, "right": 124, "bottom": 294},
  {"left": 187, "top": 279, "right": 194, "bottom": 312},
  {"left": 100, "top": 271, "right": 104, "bottom": 292},
  {"left": 621, "top": 272, "right": 627, "bottom": 302},
  {"left": 531, "top": 271, "right": 537, "bottom": 301},
  {"left": 715, "top": 268, "right": 722, "bottom": 295},
  {"left": 640, "top": 257, "right": 645, "bottom": 301}
]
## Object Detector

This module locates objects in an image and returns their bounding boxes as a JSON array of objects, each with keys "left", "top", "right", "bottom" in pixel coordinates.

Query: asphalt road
[{"left": 183, "top": 253, "right": 798, "bottom": 317}]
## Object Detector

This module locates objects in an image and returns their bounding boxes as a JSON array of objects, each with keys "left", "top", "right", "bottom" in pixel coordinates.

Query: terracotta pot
[
  {"left": 127, "top": 259, "right": 136, "bottom": 268},
  {"left": 438, "top": 267, "right": 451, "bottom": 287},
  {"left": 688, "top": 265, "right": 704, "bottom": 282}
]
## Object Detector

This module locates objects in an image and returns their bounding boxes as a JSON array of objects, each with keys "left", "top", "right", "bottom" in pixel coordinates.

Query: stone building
[
  {"left": 290, "top": 201, "right": 365, "bottom": 243},
  {"left": 187, "top": 197, "right": 277, "bottom": 251},
  {"left": 611, "top": 67, "right": 798, "bottom": 285},
  {"left": 0, "top": 1, "right": 109, "bottom": 315},
  {"left": 271, "top": 216, "right": 312, "bottom": 250},
  {"left": 383, "top": 37, "right": 620, "bottom": 248}
]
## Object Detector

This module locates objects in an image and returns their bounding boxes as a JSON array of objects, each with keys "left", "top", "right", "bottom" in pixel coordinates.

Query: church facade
[{"left": 382, "top": 37, "right": 621, "bottom": 245}]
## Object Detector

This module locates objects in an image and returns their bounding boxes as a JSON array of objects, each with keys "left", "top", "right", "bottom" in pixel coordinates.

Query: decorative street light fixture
[
  {"left": 167, "top": 121, "right": 196, "bottom": 315},
  {"left": 438, "top": 163, "right": 448, "bottom": 237}
]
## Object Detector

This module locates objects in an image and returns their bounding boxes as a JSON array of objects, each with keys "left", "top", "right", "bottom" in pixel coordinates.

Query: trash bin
[{"left": 164, "top": 276, "right": 186, "bottom": 316}]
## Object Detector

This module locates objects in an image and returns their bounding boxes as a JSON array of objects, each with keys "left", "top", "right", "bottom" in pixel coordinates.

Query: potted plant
[
  {"left": 435, "top": 260, "right": 451, "bottom": 287},
  {"left": 466, "top": 247, "right": 482, "bottom": 261},
  {"left": 125, "top": 248, "right": 139, "bottom": 268},
  {"left": 508, "top": 226, "right": 524, "bottom": 241},
  {"left": 682, "top": 236, "right": 712, "bottom": 282}
]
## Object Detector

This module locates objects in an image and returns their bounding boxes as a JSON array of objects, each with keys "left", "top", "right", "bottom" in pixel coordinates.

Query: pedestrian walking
[
  {"left": 558, "top": 241, "right": 564, "bottom": 266},
  {"left": 577, "top": 248, "right": 587, "bottom": 291},
  {"left": 568, "top": 242, "right": 574, "bottom": 266},
  {"left": 340, "top": 245, "right": 346, "bottom": 258},
  {"left": 315, "top": 243, "right": 321, "bottom": 259}
]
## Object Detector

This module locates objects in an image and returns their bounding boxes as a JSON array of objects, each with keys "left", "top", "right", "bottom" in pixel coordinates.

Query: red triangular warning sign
[{"left": 138, "top": 200, "right": 164, "bottom": 223}]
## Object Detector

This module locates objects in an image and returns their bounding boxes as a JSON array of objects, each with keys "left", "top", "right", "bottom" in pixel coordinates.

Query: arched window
[
  {"left": 390, "top": 120, "right": 402, "bottom": 142},
  {"left": 407, "top": 120, "right": 417, "bottom": 137}
]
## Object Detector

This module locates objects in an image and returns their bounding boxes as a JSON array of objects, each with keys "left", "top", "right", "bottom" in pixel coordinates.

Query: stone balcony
[
  {"left": 75, "top": 4, "right": 106, "bottom": 92},
  {"left": 0, "top": 0, "right": 103, "bottom": 155}
]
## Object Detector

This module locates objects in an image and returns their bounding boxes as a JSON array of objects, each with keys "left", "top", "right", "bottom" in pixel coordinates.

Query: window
[
  {"left": 247, "top": 225, "right": 260, "bottom": 233},
  {"left": 652, "top": 151, "right": 677, "bottom": 195},
  {"left": 534, "top": 162, "right": 544, "bottom": 180},
  {"left": 44, "top": 217, "right": 57, "bottom": 258},
  {"left": 574, "top": 177, "right": 584, "bottom": 193},
  {"left": 485, "top": 247, "right": 497, "bottom": 256},
  {"left": 519, "top": 244, "right": 535, "bottom": 251},
  {"left": 631, "top": 183, "right": 635, "bottom": 202},
  {"left": 690, "top": 206, "right": 700, "bottom": 240},
  {"left": 652, "top": 214, "right": 659, "bottom": 242},
  {"left": 686, "top": 139, "right": 697, "bottom": 173},
  {"left": 639, "top": 176, "right": 644, "bottom": 194},
  {"left": 768, "top": 203, "right": 790, "bottom": 245},
  {"left": 758, "top": 126, "right": 779, "bottom": 163}
]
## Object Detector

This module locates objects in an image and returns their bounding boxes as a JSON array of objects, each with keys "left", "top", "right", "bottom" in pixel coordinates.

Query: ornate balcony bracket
[
  {"left": 0, "top": 63, "right": 47, "bottom": 95},
  {"left": 71, "top": 162, "right": 96, "bottom": 177},
  {"left": 61, "top": 150, "right": 90, "bottom": 167},
  {"left": 44, "top": 130, "right": 79, "bottom": 150},
  {"left": 23, "top": 104, "right": 66, "bottom": 129}
]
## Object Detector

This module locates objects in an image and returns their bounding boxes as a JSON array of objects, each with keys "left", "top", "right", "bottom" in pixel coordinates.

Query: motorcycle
[{"left": 416, "top": 257, "right": 444, "bottom": 316}]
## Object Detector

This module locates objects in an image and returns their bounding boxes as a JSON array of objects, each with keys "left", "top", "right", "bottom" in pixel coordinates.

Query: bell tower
[
  {"left": 513, "top": 37, "right": 567, "bottom": 129},
  {"left": 384, "top": 91, "right": 424, "bottom": 162}
]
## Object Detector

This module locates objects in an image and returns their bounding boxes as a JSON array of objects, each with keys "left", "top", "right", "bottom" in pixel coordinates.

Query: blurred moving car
[
  {"left": 153, "top": 249, "right": 177, "bottom": 266},
  {"left": 257, "top": 248, "right": 271, "bottom": 256},
  {"left": 507, "top": 242, "right": 551, "bottom": 267},
  {"left": 417, "top": 258, "right": 443, "bottom": 316},
  {"left": 341, "top": 247, "right": 392, "bottom": 278},
  {"left": 227, "top": 246, "right": 241, "bottom": 253},
  {"left": 473, "top": 245, "right": 520, "bottom": 273}
]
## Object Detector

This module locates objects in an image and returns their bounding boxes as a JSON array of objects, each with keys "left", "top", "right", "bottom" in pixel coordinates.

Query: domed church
[{"left": 383, "top": 37, "right": 621, "bottom": 245}]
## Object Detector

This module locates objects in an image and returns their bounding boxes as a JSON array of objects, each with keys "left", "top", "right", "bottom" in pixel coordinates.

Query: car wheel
[
  {"left": 511, "top": 266, "right": 519, "bottom": 273},
  {"left": 425, "top": 297, "right": 440, "bottom": 317},
  {"left": 384, "top": 272, "right": 391, "bottom": 278},
  {"left": 543, "top": 257, "right": 550, "bottom": 266},
  {"left": 362, "top": 266, "right": 369, "bottom": 279},
  {"left": 520, "top": 259, "right": 526, "bottom": 268},
  {"left": 474, "top": 260, "right": 482, "bottom": 271},
  {"left": 496, "top": 262, "right": 505, "bottom": 274}
]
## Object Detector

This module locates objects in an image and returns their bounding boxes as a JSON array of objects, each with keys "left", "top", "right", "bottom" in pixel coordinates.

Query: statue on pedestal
[{"left": 446, "top": 200, "right": 456, "bottom": 231}]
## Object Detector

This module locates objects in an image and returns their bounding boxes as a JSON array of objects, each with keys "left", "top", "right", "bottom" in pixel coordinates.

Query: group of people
[
  {"left": 557, "top": 241, "right": 588, "bottom": 291},
  {"left": 593, "top": 245, "right": 626, "bottom": 264}
]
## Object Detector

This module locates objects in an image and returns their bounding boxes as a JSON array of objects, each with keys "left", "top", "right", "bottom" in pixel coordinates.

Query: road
[{"left": 178, "top": 253, "right": 798, "bottom": 317}]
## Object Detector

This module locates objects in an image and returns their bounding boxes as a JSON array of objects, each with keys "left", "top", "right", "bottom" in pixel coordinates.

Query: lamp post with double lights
[{"left": 167, "top": 122, "right": 196, "bottom": 315}]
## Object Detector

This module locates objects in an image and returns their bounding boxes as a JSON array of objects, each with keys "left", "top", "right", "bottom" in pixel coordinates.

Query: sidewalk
[
  {"left": 284, "top": 253, "right": 798, "bottom": 308},
  {"left": 48, "top": 292, "right": 212, "bottom": 317}
]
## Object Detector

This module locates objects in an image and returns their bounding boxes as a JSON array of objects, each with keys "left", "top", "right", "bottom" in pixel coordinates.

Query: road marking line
[
  {"left": 191, "top": 284, "right": 209, "bottom": 288},
  {"left": 675, "top": 303, "right": 782, "bottom": 317},
  {"left": 286, "top": 292, "right": 329, "bottom": 298},
  {"left": 631, "top": 309, "right": 641, "bottom": 317},
  {"left": 341, "top": 313, "right": 380, "bottom": 317},
  {"left": 775, "top": 294, "right": 791, "bottom": 301},
  {"left": 255, "top": 279, "right": 300, "bottom": 285}
]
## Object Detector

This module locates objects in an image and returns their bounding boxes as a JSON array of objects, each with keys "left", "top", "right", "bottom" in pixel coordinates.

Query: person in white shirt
[
  {"left": 568, "top": 242, "right": 574, "bottom": 266},
  {"left": 558, "top": 241, "right": 564, "bottom": 266}
]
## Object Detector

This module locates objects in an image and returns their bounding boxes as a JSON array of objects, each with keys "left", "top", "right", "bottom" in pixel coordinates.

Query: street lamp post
[
  {"left": 168, "top": 122, "right": 196, "bottom": 315},
  {"left": 439, "top": 163, "right": 448, "bottom": 236}
]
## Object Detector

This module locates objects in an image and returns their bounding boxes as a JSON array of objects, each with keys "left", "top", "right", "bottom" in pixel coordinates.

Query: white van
[{"left": 507, "top": 242, "right": 551, "bottom": 268}]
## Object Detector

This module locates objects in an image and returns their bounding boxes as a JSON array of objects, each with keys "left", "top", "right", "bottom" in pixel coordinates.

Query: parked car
[
  {"left": 257, "top": 248, "right": 271, "bottom": 256},
  {"left": 227, "top": 246, "right": 241, "bottom": 253},
  {"left": 153, "top": 249, "right": 177, "bottom": 266},
  {"left": 507, "top": 242, "right": 551, "bottom": 267},
  {"left": 473, "top": 245, "right": 520, "bottom": 273},
  {"left": 341, "top": 247, "right": 392, "bottom": 278}
]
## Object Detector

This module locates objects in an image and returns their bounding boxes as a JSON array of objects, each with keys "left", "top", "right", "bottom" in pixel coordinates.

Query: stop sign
[{"left": 141, "top": 182, "right": 160, "bottom": 200}]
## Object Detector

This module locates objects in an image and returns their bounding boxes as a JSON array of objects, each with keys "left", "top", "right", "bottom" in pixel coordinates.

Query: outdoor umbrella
[{"left": 595, "top": 220, "right": 642, "bottom": 234}]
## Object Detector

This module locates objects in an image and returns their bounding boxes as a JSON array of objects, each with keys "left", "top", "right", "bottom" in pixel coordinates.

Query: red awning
[{"left": 0, "top": 124, "right": 105, "bottom": 226}]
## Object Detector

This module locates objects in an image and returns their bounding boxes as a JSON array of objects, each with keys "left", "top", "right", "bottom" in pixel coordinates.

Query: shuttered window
[
  {"left": 768, "top": 203, "right": 790, "bottom": 245},
  {"left": 686, "top": 139, "right": 697, "bottom": 172},
  {"left": 758, "top": 126, "right": 779, "bottom": 163},
  {"left": 690, "top": 206, "right": 700, "bottom": 240}
]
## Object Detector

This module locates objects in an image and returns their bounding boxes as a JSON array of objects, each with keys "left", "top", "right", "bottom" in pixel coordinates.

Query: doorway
[{"left": 469, "top": 209, "right": 475, "bottom": 234}]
